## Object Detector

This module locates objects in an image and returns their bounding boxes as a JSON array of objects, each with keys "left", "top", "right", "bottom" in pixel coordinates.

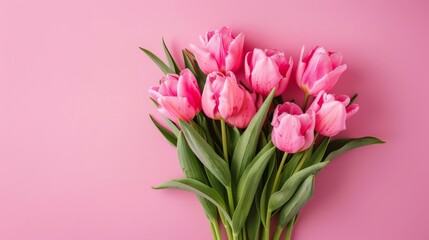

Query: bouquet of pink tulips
[{"left": 144, "top": 26, "right": 383, "bottom": 240}]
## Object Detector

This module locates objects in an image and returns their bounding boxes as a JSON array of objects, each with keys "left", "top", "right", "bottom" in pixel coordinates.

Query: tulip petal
[
  {"left": 177, "top": 69, "right": 201, "bottom": 110},
  {"left": 226, "top": 89, "right": 256, "bottom": 128},
  {"left": 309, "top": 64, "right": 347, "bottom": 95},
  {"left": 346, "top": 104, "right": 359, "bottom": 119},
  {"left": 329, "top": 52, "right": 343, "bottom": 69},
  {"left": 159, "top": 96, "right": 196, "bottom": 123},
  {"left": 315, "top": 101, "right": 347, "bottom": 136},
  {"left": 243, "top": 51, "right": 253, "bottom": 89},
  {"left": 272, "top": 115, "right": 305, "bottom": 153},
  {"left": 218, "top": 72, "right": 244, "bottom": 118},
  {"left": 189, "top": 44, "right": 219, "bottom": 74},
  {"left": 205, "top": 33, "right": 227, "bottom": 70},
  {"left": 276, "top": 57, "right": 293, "bottom": 96},
  {"left": 296, "top": 46, "right": 307, "bottom": 92},
  {"left": 225, "top": 32, "right": 244, "bottom": 72},
  {"left": 201, "top": 74, "right": 220, "bottom": 119},
  {"left": 251, "top": 56, "right": 283, "bottom": 96}
]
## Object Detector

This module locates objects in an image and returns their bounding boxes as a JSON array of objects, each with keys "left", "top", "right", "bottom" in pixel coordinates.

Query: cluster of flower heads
[{"left": 149, "top": 26, "right": 358, "bottom": 154}]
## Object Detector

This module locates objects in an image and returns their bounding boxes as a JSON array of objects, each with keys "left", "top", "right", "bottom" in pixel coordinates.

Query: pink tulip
[
  {"left": 244, "top": 48, "right": 293, "bottom": 96},
  {"left": 225, "top": 89, "right": 256, "bottom": 129},
  {"left": 307, "top": 91, "right": 359, "bottom": 136},
  {"left": 296, "top": 46, "right": 347, "bottom": 96},
  {"left": 190, "top": 26, "right": 244, "bottom": 74},
  {"left": 271, "top": 102, "right": 315, "bottom": 153},
  {"left": 149, "top": 69, "right": 201, "bottom": 123},
  {"left": 202, "top": 71, "right": 244, "bottom": 120}
]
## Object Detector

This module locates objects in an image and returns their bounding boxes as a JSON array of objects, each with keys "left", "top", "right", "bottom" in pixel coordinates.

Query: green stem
[
  {"left": 210, "top": 221, "right": 221, "bottom": 240},
  {"left": 263, "top": 152, "right": 288, "bottom": 240},
  {"left": 220, "top": 119, "right": 229, "bottom": 164},
  {"left": 225, "top": 223, "right": 234, "bottom": 240},
  {"left": 273, "top": 226, "right": 284, "bottom": 240},
  {"left": 272, "top": 152, "right": 288, "bottom": 195},
  {"left": 226, "top": 186, "right": 235, "bottom": 215},
  {"left": 293, "top": 149, "right": 311, "bottom": 174},
  {"left": 285, "top": 216, "right": 297, "bottom": 240},
  {"left": 219, "top": 211, "right": 232, "bottom": 240},
  {"left": 302, "top": 94, "right": 309, "bottom": 111},
  {"left": 242, "top": 226, "right": 248, "bottom": 240}
]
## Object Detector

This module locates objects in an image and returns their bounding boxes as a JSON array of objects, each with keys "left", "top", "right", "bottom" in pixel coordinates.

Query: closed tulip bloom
[
  {"left": 244, "top": 48, "right": 293, "bottom": 96},
  {"left": 271, "top": 102, "right": 315, "bottom": 153},
  {"left": 296, "top": 46, "right": 347, "bottom": 96},
  {"left": 149, "top": 69, "right": 201, "bottom": 123},
  {"left": 202, "top": 71, "right": 244, "bottom": 120},
  {"left": 225, "top": 89, "right": 256, "bottom": 128},
  {"left": 307, "top": 91, "right": 359, "bottom": 136},
  {"left": 190, "top": 26, "right": 244, "bottom": 74}
]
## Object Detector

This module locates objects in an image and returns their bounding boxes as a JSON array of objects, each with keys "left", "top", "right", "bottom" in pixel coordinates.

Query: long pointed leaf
[
  {"left": 279, "top": 151, "right": 304, "bottom": 186},
  {"left": 153, "top": 178, "right": 231, "bottom": 225},
  {"left": 246, "top": 202, "right": 261, "bottom": 240},
  {"left": 139, "top": 47, "right": 174, "bottom": 74},
  {"left": 304, "top": 137, "right": 330, "bottom": 168},
  {"left": 278, "top": 175, "right": 315, "bottom": 228},
  {"left": 324, "top": 137, "right": 385, "bottom": 162},
  {"left": 179, "top": 120, "right": 231, "bottom": 187},
  {"left": 177, "top": 132, "right": 217, "bottom": 221},
  {"left": 149, "top": 115, "right": 177, "bottom": 146},
  {"left": 162, "top": 38, "right": 180, "bottom": 74},
  {"left": 232, "top": 147, "right": 276, "bottom": 233},
  {"left": 231, "top": 89, "right": 275, "bottom": 182},
  {"left": 269, "top": 162, "right": 328, "bottom": 212}
]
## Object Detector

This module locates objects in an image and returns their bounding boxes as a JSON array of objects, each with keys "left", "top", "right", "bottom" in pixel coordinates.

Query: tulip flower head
[
  {"left": 202, "top": 71, "right": 256, "bottom": 128},
  {"left": 244, "top": 48, "right": 293, "bottom": 96},
  {"left": 296, "top": 46, "right": 347, "bottom": 96},
  {"left": 271, "top": 102, "right": 315, "bottom": 153},
  {"left": 307, "top": 91, "right": 359, "bottom": 136},
  {"left": 190, "top": 26, "right": 245, "bottom": 74},
  {"left": 149, "top": 69, "right": 202, "bottom": 123}
]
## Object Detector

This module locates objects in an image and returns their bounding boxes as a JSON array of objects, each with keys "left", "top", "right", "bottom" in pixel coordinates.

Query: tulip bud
[
  {"left": 202, "top": 71, "right": 244, "bottom": 120},
  {"left": 149, "top": 69, "right": 201, "bottom": 123},
  {"left": 307, "top": 91, "right": 359, "bottom": 136},
  {"left": 271, "top": 102, "right": 315, "bottom": 153},
  {"left": 244, "top": 48, "right": 293, "bottom": 96},
  {"left": 225, "top": 89, "right": 257, "bottom": 129},
  {"left": 190, "top": 26, "right": 244, "bottom": 74},
  {"left": 296, "top": 46, "right": 347, "bottom": 96}
]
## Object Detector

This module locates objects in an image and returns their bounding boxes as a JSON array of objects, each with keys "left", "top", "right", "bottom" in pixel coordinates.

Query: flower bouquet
[{"left": 143, "top": 26, "right": 384, "bottom": 240}]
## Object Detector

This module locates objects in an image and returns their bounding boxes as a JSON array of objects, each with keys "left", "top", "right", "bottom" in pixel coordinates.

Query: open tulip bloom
[{"left": 142, "top": 27, "right": 384, "bottom": 240}]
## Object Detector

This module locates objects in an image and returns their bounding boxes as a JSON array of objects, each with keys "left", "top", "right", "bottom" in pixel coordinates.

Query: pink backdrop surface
[{"left": 1, "top": 0, "right": 428, "bottom": 239}]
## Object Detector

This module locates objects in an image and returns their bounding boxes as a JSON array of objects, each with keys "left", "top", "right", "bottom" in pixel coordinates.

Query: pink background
[{"left": 1, "top": 0, "right": 428, "bottom": 239}]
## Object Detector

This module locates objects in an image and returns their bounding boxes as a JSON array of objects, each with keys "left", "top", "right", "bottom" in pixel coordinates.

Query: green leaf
[
  {"left": 268, "top": 162, "right": 328, "bottom": 212},
  {"left": 279, "top": 151, "right": 304, "bottom": 186},
  {"left": 183, "top": 49, "right": 206, "bottom": 91},
  {"left": 177, "top": 132, "right": 218, "bottom": 221},
  {"left": 149, "top": 115, "right": 177, "bottom": 146},
  {"left": 231, "top": 89, "right": 276, "bottom": 182},
  {"left": 139, "top": 47, "right": 174, "bottom": 74},
  {"left": 324, "top": 137, "right": 385, "bottom": 162},
  {"left": 232, "top": 147, "right": 276, "bottom": 234},
  {"left": 278, "top": 175, "right": 315, "bottom": 228},
  {"left": 349, "top": 93, "right": 359, "bottom": 106},
  {"left": 153, "top": 178, "right": 231, "bottom": 225},
  {"left": 179, "top": 120, "right": 231, "bottom": 187},
  {"left": 303, "top": 137, "right": 330, "bottom": 168},
  {"left": 246, "top": 202, "right": 261, "bottom": 240},
  {"left": 162, "top": 38, "right": 180, "bottom": 74},
  {"left": 258, "top": 144, "right": 277, "bottom": 227},
  {"left": 182, "top": 50, "right": 197, "bottom": 75},
  {"left": 227, "top": 126, "right": 241, "bottom": 157}
]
